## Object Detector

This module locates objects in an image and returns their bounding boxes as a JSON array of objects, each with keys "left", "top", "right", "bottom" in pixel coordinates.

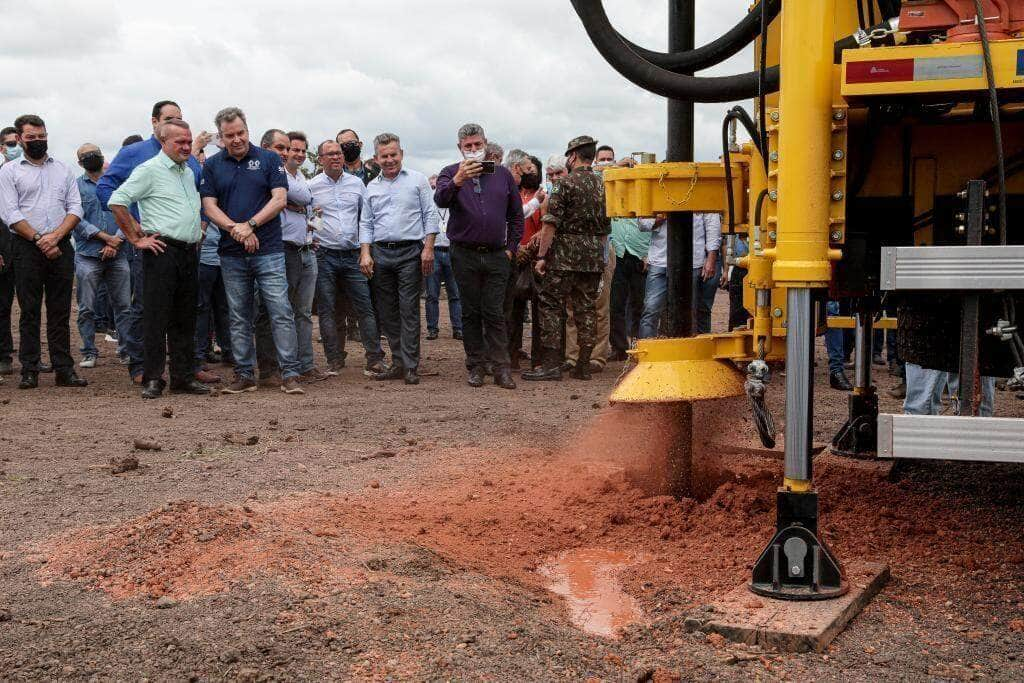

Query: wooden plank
[{"left": 699, "top": 561, "right": 889, "bottom": 653}]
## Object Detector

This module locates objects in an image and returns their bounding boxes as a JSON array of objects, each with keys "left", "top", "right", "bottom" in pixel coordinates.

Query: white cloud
[{"left": 4, "top": 0, "right": 757, "bottom": 174}]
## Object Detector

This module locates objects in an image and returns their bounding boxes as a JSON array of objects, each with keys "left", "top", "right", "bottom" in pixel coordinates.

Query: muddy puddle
[{"left": 540, "top": 547, "right": 644, "bottom": 638}]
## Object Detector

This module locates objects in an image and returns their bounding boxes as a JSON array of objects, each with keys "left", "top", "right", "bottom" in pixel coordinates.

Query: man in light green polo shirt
[
  {"left": 109, "top": 118, "right": 208, "bottom": 400},
  {"left": 609, "top": 216, "right": 651, "bottom": 360}
]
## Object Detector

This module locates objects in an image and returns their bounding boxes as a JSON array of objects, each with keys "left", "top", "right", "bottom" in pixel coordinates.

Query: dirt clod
[
  {"left": 109, "top": 456, "right": 139, "bottom": 474},
  {"left": 132, "top": 439, "right": 162, "bottom": 452},
  {"left": 223, "top": 433, "right": 259, "bottom": 446},
  {"left": 154, "top": 596, "right": 177, "bottom": 609},
  {"left": 161, "top": 406, "right": 173, "bottom": 419}
]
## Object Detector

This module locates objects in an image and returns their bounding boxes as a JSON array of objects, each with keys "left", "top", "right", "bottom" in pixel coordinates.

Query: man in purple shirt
[{"left": 434, "top": 123, "right": 523, "bottom": 390}]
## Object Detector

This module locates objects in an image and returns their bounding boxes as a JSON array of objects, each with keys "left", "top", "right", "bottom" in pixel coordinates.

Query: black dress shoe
[
  {"left": 55, "top": 370, "right": 88, "bottom": 387},
  {"left": 426, "top": 329, "right": 439, "bottom": 340},
  {"left": 522, "top": 366, "right": 563, "bottom": 381},
  {"left": 468, "top": 367, "right": 485, "bottom": 388},
  {"left": 18, "top": 372, "right": 38, "bottom": 389},
  {"left": 404, "top": 369, "right": 420, "bottom": 385},
  {"left": 373, "top": 364, "right": 405, "bottom": 381},
  {"left": 39, "top": 362, "right": 53, "bottom": 373},
  {"left": 141, "top": 379, "right": 164, "bottom": 399},
  {"left": 829, "top": 370, "right": 853, "bottom": 391},
  {"left": 872, "top": 353, "right": 885, "bottom": 366},
  {"left": 570, "top": 363, "right": 592, "bottom": 381},
  {"left": 169, "top": 379, "right": 212, "bottom": 395},
  {"left": 494, "top": 367, "right": 516, "bottom": 390},
  {"left": 453, "top": 330, "right": 463, "bottom": 340}
]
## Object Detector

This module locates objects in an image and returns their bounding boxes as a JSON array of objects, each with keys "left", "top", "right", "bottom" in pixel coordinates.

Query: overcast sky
[{"left": 3, "top": 0, "right": 754, "bottom": 174}]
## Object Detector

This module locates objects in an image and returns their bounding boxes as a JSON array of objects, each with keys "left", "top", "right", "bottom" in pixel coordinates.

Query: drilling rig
[{"left": 573, "top": 0, "right": 1024, "bottom": 600}]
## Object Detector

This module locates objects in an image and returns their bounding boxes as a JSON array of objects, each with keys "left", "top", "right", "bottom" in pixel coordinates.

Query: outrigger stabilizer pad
[{"left": 750, "top": 490, "right": 848, "bottom": 601}]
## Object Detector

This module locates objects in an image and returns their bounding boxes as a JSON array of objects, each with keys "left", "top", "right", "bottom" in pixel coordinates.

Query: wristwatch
[
  {"left": 247, "top": 219, "right": 258, "bottom": 230},
  {"left": 32, "top": 233, "right": 41, "bottom": 243}
]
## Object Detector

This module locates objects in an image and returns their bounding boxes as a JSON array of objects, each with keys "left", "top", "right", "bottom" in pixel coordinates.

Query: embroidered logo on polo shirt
[{"left": 248, "top": 160, "right": 261, "bottom": 171}]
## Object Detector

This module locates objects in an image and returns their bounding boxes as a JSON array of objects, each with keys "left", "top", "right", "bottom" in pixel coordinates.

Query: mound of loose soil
[{"left": 37, "top": 403, "right": 1024, "bottom": 622}]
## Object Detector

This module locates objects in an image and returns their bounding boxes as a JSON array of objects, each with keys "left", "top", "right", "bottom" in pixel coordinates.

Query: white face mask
[{"left": 463, "top": 148, "right": 485, "bottom": 162}]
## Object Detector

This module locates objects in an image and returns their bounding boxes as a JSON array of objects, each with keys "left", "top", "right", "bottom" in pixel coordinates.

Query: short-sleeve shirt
[{"left": 200, "top": 144, "right": 288, "bottom": 257}]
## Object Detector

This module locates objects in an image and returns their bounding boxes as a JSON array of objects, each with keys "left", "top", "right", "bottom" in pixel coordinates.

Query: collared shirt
[
  {"left": 107, "top": 151, "right": 202, "bottom": 244},
  {"left": 308, "top": 171, "right": 365, "bottom": 250},
  {"left": 435, "top": 207, "right": 451, "bottom": 247},
  {"left": 97, "top": 135, "right": 201, "bottom": 219},
  {"left": 0, "top": 156, "right": 83, "bottom": 235},
  {"left": 610, "top": 218, "right": 651, "bottom": 260},
  {"left": 74, "top": 174, "right": 125, "bottom": 259},
  {"left": 359, "top": 168, "right": 439, "bottom": 245},
  {"left": 200, "top": 144, "right": 288, "bottom": 257},
  {"left": 281, "top": 169, "right": 313, "bottom": 247},
  {"left": 345, "top": 162, "right": 369, "bottom": 185},
  {"left": 433, "top": 162, "right": 523, "bottom": 252},
  {"left": 644, "top": 213, "right": 721, "bottom": 269},
  {"left": 200, "top": 223, "right": 221, "bottom": 266}
]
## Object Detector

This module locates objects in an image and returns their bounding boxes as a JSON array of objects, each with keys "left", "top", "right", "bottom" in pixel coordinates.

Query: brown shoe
[
  {"left": 299, "top": 367, "right": 331, "bottom": 383},
  {"left": 258, "top": 372, "right": 281, "bottom": 388},
  {"left": 280, "top": 377, "right": 305, "bottom": 394},
  {"left": 221, "top": 377, "right": 257, "bottom": 394},
  {"left": 195, "top": 369, "right": 222, "bottom": 384}
]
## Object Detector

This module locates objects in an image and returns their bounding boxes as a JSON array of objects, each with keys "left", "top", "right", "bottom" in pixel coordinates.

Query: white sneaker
[
  {"left": 79, "top": 355, "right": 97, "bottom": 368},
  {"left": 104, "top": 334, "right": 118, "bottom": 343}
]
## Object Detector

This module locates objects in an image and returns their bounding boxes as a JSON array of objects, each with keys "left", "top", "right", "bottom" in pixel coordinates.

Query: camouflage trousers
[{"left": 537, "top": 269, "right": 602, "bottom": 352}]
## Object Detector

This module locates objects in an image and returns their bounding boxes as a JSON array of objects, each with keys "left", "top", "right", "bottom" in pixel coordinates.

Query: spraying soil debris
[{"left": 5, "top": 318, "right": 1024, "bottom": 680}]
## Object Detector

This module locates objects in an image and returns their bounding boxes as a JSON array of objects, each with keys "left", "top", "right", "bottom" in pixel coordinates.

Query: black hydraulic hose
[
  {"left": 571, "top": 0, "right": 780, "bottom": 103},
  {"left": 753, "top": 188, "right": 770, "bottom": 237},
  {"left": 619, "top": 0, "right": 780, "bottom": 74},
  {"left": 857, "top": 0, "right": 867, "bottom": 30},
  {"left": 722, "top": 106, "right": 767, "bottom": 236},
  {"left": 974, "top": 0, "right": 1008, "bottom": 245}
]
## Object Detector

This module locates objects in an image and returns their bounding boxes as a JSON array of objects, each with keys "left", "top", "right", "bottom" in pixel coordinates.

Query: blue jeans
[
  {"left": 425, "top": 248, "right": 462, "bottom": 334},
  {"left": 126, "top": 248, "right": 145, "bottom": 378},
  {"left": 74, "top": 254, "right": 138, "bottom": 366},
  {"left": 639, "top": 265, "right": 667, "bottom": 339},
  {"left": 825, "top": 300, "right": 845, "bottom": 374},
  {"left": 639, "top": 265, "right": 721, "bottom": 338},
  {"left": 221, "top": 252, "right": 302, "bottom": 380},
  {"left": 286, "top": 247, "right": 318, "bottom": 374},
  {"left": 316, "top": 248, "right": 382, "bottom": 366},
  {"left": 904, "top": 362, "right": 996, "bottom": 417},
  {"left": 194, "top": 262, "right": 232, "bottom": 371}
]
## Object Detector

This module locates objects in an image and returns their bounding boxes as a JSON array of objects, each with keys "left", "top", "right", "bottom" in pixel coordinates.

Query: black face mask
[
  {"left": 520, "top": 172, "right": 541, "bottom": 190},
  {"left": 24, "top": 139, "right": 48, "bottom": 160},
  {"left": 80, "top": 152, "right": 104, "bottom": 173},
  {"left": 341, "top": 142, "right": 362, "bottom": 163}
]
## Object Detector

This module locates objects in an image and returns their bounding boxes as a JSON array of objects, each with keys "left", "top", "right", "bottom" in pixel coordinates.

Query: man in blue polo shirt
[
  {"left": 200, "top": 107, "right": 303, "bottom": 396},
  {"left": 97, "top": 100, "right": 203, "bottom": 385}
]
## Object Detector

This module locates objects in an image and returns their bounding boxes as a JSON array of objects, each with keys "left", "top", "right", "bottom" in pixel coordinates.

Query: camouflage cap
[{"left": 564, "top": 135, "right": 598, "bottom": 156}]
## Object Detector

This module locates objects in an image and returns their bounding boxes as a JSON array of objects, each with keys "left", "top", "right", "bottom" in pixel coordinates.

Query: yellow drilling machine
[{"left": 573, "top": 0, "right": 1024, "bottom": 599}]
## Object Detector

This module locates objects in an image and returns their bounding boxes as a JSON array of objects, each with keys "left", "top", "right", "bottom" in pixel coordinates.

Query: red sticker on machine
[{"left": 845, "top": 59, "right": 915, "bottom": 84}]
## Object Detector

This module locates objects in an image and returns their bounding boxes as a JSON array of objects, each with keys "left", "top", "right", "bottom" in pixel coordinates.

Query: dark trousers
[
  {"left": 727, "top": 266, "right": 751, "bottom": 331},
  {"left": 195, "top": 262, "right": 231, "bottom": 371},
  {"left": 452, "top": 244, "right": 512, "bottom": 370},
  {"left": 0, "top": 266, "right": 15, "bottom": 364},
  {"left": 371, "top": 243, "right": 423, "bottom": 370},
  {"left": 142, "top": 241, "right": 198, "bottom": 386},
  {"left": 609, "top": 251, "right": 646, "bottom": 355},
  {"left": 11, "top": 235, "right": 74, "bottom": 373}
]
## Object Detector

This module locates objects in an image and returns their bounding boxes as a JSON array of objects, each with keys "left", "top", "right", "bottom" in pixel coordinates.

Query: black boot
[
  {"left": 571, "top": 346, "right": 593, "bottom": 380},
  {"left": 55, "top": 369, "right": 88, "bottom": 387},
  {"left": 829, "top": 370, "right": 853, "bottom": 391},
  {"left": 522, "top": 349, "right": 563, "bottom": 381}
]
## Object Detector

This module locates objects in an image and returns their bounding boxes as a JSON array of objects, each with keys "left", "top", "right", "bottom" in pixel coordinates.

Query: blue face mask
[{"left": 4, "top": 144, "right": 21, "bottom": 161}]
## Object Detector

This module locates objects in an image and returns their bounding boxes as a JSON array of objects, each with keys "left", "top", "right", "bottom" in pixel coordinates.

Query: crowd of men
[{"left": 0, "top": 99, "right": 740, "bottom": 400}]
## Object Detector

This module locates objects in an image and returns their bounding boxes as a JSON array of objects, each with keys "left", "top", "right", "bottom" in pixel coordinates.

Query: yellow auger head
[{"left": 610, "top": 337, "right": 746, "bottom": 404}]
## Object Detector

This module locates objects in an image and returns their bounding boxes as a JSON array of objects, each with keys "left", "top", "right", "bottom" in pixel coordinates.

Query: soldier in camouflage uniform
[{"left": 523, "top": 135, "right": 610, "bottom": 381}]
